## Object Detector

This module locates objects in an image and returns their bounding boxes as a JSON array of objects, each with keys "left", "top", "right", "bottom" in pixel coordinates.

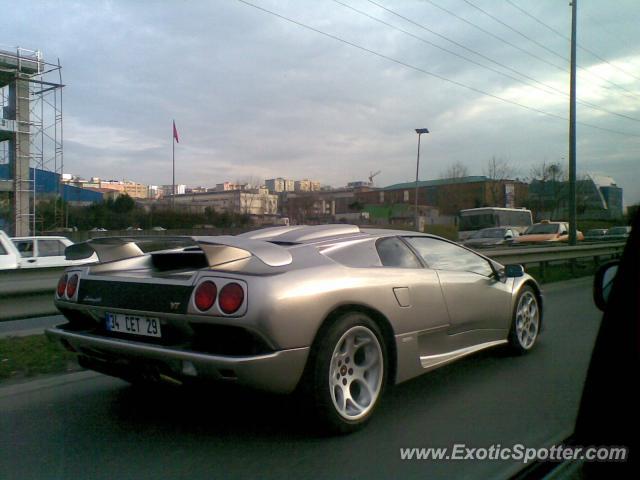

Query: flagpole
[{"left": 172, "top": 120, "right": 175, "bottom": 208}]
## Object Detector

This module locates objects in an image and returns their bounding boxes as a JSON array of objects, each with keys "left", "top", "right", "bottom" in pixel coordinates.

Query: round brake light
[
  {"left": 66, "top": 274, "right": 79, "bottom": 298},
  {"left": 194, "top": 281, "right": 217, "bottom": 311},
  {"left": 57, "top": 274, "right": 68, "bottom": 297},
  {"left": 219, "top": 283, "right": 244, "bottom": 314}
]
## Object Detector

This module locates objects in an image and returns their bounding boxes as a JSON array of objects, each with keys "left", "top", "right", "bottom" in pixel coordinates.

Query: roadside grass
[{"left": 0, "top": 334, "right": 82, "bottom": 382}]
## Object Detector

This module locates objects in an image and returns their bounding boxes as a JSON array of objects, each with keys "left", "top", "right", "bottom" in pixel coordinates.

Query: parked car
[
  {"left": 462, "top": 227, "right": 519, "bottom": 248},
  {"left": 603, "top": 225, "right": 631, "bottom": 241},
  {"left": 0, "top": 231, "right": 96, "bottom": 269},
  {"left": 584, "top": 228, "right": 608, "bottom": 241},
  {"left": 126, "top": 227, "right": 143, "bottom": 231},
  {"left": 513, "top": 220, "right": 584, "bottom": 245},
  {"left": 47, "top": 224, "right": 543, "bottom": 433},
  {"left": 151, "top": 226, "right": 167, "bottom": 231}
]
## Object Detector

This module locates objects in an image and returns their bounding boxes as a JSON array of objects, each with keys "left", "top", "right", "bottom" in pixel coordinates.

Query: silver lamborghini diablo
[{"left": 47, "top": 224, "right": 542, "bottom": 433}]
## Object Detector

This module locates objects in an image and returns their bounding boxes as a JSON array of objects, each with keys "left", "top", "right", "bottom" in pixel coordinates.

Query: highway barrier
[{"left": 0, "top": 241, "right": 626, "bottom": 322}]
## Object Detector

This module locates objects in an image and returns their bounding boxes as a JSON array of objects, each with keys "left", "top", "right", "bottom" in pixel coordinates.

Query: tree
[
  {"left": 113, "top": 194, "right": 135, "bottom": 214},
  {"left": 441, "top": 161, "right": 469, "bottom": 180},
  {"left": 484, "top": 156, "right": 515, "bottom": 206},
  {"left": 528, "top": 161, "right": 567, "bottom": 220}
]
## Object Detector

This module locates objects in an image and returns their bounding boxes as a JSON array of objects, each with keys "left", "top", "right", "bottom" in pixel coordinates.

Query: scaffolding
[{"left": 0, "top": 46, "right": 64, "bottom": 235}]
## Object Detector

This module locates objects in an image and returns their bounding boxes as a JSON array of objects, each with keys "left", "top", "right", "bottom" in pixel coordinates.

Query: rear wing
[{"left": 65, "top": 235, "right": 292, "bottom": 267}]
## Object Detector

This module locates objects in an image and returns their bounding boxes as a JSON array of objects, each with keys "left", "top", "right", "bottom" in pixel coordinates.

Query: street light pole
[
  {"left": 414, "top": 128, "right": 429, "bottom": 232},
  {"left": 568, "top": 0, "right": 578, "bottom": 245}
]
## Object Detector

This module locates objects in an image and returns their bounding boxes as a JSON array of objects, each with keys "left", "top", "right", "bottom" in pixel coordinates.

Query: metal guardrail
[
  {"left": 485, "top": 242, "right": 626, "bottom": 265},
  {"left": 0, "top": 242, "right": 626, "bottom": 322},
  {"left": 0, "top": 266, "right": 66, "bottom": 321}
]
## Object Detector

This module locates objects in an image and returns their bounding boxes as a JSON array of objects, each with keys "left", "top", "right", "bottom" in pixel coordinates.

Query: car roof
[
  {"left": 12, "top": 236, "right": 71, "bottom": 241},
  {"left": 237, "top": 224, "right": 429, "bottom": 245}
]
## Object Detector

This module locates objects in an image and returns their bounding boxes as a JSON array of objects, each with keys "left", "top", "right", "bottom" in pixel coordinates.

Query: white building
[
  {"left": 266, "top": 178, "right": 295, "bottom": 193},
  {"left": 160, "top": 184, "right": 186, "bottom": 197},
  {"left": 294, "top": 179, "right": 321, "bottom": 192},
  {"left": 215, "top": 182, "right": 247, "bottom": 192},
  {"left": 173, "top": 189, "right": 278, "bottom": 216}
]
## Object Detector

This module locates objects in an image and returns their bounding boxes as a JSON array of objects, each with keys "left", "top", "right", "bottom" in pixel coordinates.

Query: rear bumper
[{"left": 45, "top": 327, "right": 309, "bottom": 394}]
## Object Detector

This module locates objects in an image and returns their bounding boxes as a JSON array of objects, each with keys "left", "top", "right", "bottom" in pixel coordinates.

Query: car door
[
  {"left": 13, "top": 239, "right": 39, "bottom": 267},
  {"left": 375, "top": 236, "right": 450, "bottom": 332},
  {"left": 403, "top": 236, "right": 513, "bottom": 334},
  {"left": 36, "top": 239, "right": 69, "bottom": 267}
]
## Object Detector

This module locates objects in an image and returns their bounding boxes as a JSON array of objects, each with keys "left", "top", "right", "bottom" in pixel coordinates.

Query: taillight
[
  {"left": 194, "top": 281, "right": 217, "bottom": 311},
  {"left": 66, "top": 274, "right": 79, "bottom": 298},
  {"left": 219, "top": 283, "right": 244, "bottom": 314},
  {"left": 57, "top": 274, "right": 68, "bottom": 297}
]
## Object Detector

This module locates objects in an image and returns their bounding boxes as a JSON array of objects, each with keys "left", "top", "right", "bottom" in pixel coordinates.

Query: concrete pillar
[{"left": 9, "top": 78, "right": 31, "bottom": 236}]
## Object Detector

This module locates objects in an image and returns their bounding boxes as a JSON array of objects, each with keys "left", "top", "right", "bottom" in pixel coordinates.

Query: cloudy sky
[{"left": 3, "top": 0, "right": 639, "bottom": 204}]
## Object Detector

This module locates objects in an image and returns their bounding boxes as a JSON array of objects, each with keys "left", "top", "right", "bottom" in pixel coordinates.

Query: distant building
[
  {"left": 528, "top": 173, "right": 623, "bottom": 220},
  {"left": 148, "top": 185, "right": 160, "bottom": 199},
  {"left": 347, "top": 181, "right": 372, "bottom": 189},
  {"left": 356, "top": 176, "right": 529, "bottom": 217},
  {"left": 0, "top": 165, "right": 103, "bottom": 206},
  {"left": 62, "top": 176, "right": 149, "bottom": 199},
  {"left": 171, "top": 189, "right": 278, "bottom": 217},
  {"left": 160, "top": 184, "right": 186, "bottom": 197},
  {"left": 185, "top": 186, "right": 210, "bottom": 194},
  {"left": 294, "top": 179, "right": 321, "bottom": 192},
  {"left": 215, "top": 182, "right": 246, "bottom": 192},
  {"left": 266, "top": 178, "right": 295, "bottom": 193}
]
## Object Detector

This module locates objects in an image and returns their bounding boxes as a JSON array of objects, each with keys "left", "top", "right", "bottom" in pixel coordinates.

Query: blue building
[{"left": 0, "top": 165, "right": 103, "bottom": 203}]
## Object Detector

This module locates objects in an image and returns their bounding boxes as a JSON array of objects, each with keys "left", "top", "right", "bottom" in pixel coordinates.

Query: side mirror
[
  {"left": 504, "top": 264, "right": 524, "bottom": 278},
  {"left": 593, "top": 261, "right": 619, "bottom": 311}
]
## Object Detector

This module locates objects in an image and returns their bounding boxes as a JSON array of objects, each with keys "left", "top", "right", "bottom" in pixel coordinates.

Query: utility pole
[
  {"left": 414, "top": 128, "right": 429, "bottom": 232},
  {"left": 568, "top": 0, "right": 578, "bottom": 245}
]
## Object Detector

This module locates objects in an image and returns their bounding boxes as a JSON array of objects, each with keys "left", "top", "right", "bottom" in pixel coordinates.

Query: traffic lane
[
  {"left": 0, "top": 314, "right": 64, "bottom": 338},
  {"left": 1, "top": 278, "right": 601, "bottom": 480}
]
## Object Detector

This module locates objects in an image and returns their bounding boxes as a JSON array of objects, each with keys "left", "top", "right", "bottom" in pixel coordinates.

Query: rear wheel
[
  {"left": 508, "top": 286, "right": 540, "bottom": 354},
  {"left": 306, "top": 312, "right": 387, "bottom": 434}
]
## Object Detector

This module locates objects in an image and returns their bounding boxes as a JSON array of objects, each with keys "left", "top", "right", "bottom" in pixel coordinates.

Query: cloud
[{"left": 2, "top": 0, "right": 639, "bottom": 204}]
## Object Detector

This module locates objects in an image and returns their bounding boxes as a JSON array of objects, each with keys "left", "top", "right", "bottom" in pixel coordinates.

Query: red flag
[{"left": 173, "top": 120, "right": 179, "bottom": 143}]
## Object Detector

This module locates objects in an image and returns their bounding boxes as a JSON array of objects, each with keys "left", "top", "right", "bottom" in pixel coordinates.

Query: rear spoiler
[{"left": 65, "top": 235, "right": 293, "bottom": 267}]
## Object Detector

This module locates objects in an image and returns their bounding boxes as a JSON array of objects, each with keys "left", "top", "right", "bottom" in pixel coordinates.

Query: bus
[{"left": 457, "top": 207, "right": 533, "bottom": 241}]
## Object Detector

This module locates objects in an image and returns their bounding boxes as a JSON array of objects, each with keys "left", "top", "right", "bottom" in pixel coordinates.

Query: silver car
[
  {"left": 47, "top": 225, "right": 543, "bottom": 433},
  {"left": 462, "top": 227, "right": 519, "bottom": 248}
]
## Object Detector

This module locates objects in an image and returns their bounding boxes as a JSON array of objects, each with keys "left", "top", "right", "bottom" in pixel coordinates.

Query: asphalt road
[{"left": 0, "top": 277, "right": 601, "bottom": 480}]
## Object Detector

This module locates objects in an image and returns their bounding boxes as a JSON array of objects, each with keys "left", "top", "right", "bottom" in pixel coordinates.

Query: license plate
[{"left": 105, "top": 313, "right": 162, "bottom": 338}]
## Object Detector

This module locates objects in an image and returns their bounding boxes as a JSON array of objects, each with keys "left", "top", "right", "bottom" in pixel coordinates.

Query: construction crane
[{"left": 368, "top": 170, "right": 381, "bottom": 185}]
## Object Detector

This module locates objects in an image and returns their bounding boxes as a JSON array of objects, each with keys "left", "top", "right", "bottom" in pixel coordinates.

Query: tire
[
  {"left": 305, "top": 311, "right": 388, "bottom": 434},
  {"left": 507, "top": 286, "right": 541, "bottom": 354}
]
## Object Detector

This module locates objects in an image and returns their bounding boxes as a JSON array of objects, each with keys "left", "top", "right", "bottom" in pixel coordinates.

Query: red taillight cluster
[
  {"left": 57, "top": 274, "right": 68, "bottom": 297},
  {"left": 194, "top": 281, "right": 217, "bottom": 311},
  {"left": 57, "top": 273, "right": 79, "bottom": 299},
  {"left": 66, "top": 274, "right": 79, "bottom": 298},
  {"left": 193, "top": 280, "right": 244, "bottom": 314},
  {"left": 219, "top": 283, "right": 244, "bottom": 314}
]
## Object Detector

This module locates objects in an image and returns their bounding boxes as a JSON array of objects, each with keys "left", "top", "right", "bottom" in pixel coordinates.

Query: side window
[
  {"left": 38, "top": 240, "right": 66, "bottom": 257},
  {"left": 405, "top": 237, "right": 494, "bottom": 277},
  {"left": 0, "top": 242, "right": 6, "bottom": 255},
  {"left": 376, "top": 237, "right": 422, "bottom": 268},
  {"left": 14, "top": 240, "right": 34, "bottom": 258}
]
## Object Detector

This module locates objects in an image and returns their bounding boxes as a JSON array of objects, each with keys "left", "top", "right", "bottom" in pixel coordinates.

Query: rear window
[
  {"left": 525, "top": 224, "right": 560, "bottom": 234},
  {"left": 376, "top": 237, "right": 421, "bottom": 268}
]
